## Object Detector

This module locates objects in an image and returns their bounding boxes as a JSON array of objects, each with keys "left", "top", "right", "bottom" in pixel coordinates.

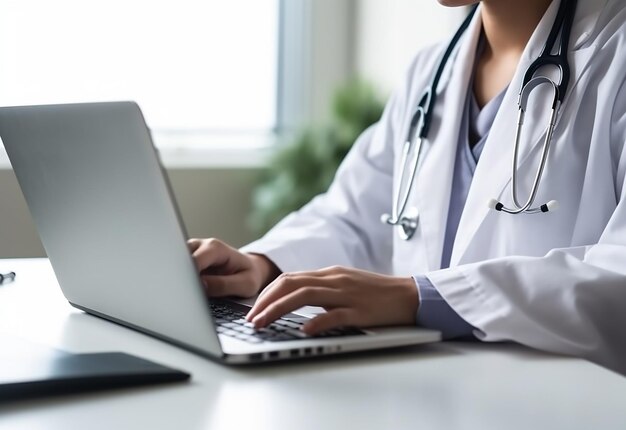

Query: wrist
[
  {"left": 394, "top": 276, "right": 420, "bottom": 325},
  {"left": 247, "top": 253, "right": 281, "bottom": 289}
]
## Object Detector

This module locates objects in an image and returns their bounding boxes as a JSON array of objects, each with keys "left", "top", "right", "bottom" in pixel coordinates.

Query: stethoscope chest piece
[
  {"left": 381, "top": 207, "right": 419, "bottom": 240},
  {"left": 398, "top": 207, "right": 419, "bottom": 240}
]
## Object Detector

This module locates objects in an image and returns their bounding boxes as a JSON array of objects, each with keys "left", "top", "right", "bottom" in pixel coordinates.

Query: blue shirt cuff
[{"left": 413, "top": 275, "right": 475, "bottom": 340}]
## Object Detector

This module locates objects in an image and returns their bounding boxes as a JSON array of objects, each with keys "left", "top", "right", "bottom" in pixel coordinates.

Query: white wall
[
  {"left": 355, "top": 1, "right": 467, "bottom": 94},
  {"left": 0, "top": 168, "right": 261, "bottom": 258}
]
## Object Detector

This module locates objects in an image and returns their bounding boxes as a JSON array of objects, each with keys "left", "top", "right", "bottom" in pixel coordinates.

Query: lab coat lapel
[
  {"left": 449, "top": 0, "right": 602, "bottom": 267},
  {"left": 413, "top": 10, "right": 483, "bottom": 271}
]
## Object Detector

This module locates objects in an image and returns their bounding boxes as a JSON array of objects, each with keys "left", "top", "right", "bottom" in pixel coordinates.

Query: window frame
[{"left": 157, "top": 0, "right": 357, "bottom": 168}]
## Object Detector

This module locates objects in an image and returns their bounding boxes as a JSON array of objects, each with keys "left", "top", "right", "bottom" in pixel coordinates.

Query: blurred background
[{"left": 0, "top": 0, "right": 465, "bottom": 258}]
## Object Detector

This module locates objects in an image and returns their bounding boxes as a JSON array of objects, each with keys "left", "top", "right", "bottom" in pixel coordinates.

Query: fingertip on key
[{"left": 252, "top": 314, "right": 265, "bottom": 328}]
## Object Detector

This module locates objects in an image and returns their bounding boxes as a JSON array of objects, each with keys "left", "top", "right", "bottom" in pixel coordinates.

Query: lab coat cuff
[
  {"left": 240, "top": 240, "right": 302, "bottom": 273},
  {"left": 413, "top": 274, "right": 439, "bottom": 316},
  {"left": 414, "top": 274, "right": 475, "bottom": 339},
  {"left": 414, "top": 275, "right": 443, "bottom": 301},
  {"left": 426, "top": 267, "right": 496, "bottom": 339}
]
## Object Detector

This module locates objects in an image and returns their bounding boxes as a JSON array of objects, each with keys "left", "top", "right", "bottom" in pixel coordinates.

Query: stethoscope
[{"left": 382, "top": 0, "right": 577, "bottom": 240}]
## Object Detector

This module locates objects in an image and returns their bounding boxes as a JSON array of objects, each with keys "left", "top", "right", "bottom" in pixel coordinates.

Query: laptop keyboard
[{"left": 210, "top": 300, "right": 365, "bottom": 344}]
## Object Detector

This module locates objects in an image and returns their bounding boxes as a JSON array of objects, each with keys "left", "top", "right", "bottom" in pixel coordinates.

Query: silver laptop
[{"left": 0, "top": 102, "right": 441, "bottom": 364}]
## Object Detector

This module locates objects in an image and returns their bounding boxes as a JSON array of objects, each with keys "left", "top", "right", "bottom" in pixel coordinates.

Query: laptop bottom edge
[{"left": 70, "top": 302, "right": 441, "bottom": 366}]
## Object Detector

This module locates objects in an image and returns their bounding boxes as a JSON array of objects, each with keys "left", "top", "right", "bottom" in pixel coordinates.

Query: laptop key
[
  {"left": 222, "top": 323, "right": 238, "bottom": 329},
  {"left": 283, "top": 329, "right": 308, "bottom": 338},
  {"left": 320, "top": 329, "right": 343, "bottom": 336},
  {"left": 345, "top": 328, "right": 366, "bottom": 335},
  {"left": 281, "top": 316, "right": 311, "bottom": 324},
  {"left": 255, "top": 332, "right": 277, "bottom": 340},
  {"left": 275, "top": 320, "right": 301, "bottom": 329},
  {"left": 268, "top": 333, "right": 298, "bottom": 342},
  {"left": 274, "top": 320, "right": 291, "bottom": 327}
]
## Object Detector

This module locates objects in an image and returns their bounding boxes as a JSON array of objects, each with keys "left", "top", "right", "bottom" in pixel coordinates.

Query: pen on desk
[{"left": 0, "top": 271, "right": 16, "bottom": 285}]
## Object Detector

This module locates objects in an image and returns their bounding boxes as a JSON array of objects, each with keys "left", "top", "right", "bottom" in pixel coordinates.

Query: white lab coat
[{"left": 243, "top": 0, "right": 626, "bottom": 374}]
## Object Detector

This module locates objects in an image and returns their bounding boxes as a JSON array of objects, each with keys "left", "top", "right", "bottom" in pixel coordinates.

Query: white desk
[{"left": 0, "top": 259, "right": 625, "bottom": 430}]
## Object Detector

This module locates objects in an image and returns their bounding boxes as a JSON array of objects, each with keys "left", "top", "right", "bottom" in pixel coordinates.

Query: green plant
[{"left": 249, "top": 79, "right": 385, "bottom": 235}]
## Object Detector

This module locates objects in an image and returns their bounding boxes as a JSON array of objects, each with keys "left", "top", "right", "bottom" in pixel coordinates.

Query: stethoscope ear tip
[
  {"left": 487, "top": 199, "right": 500, "bottom": 210},
  {"left": 380, "top": 213, "right": 393, "bottom": 225},
  {"left": 546, "top": 200, "right": 559, "bottom": 211}
]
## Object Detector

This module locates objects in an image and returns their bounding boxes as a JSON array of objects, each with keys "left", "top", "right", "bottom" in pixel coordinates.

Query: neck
[
  {"left": 472, "top": 0, "right": 554, "bottom": 108},
  {"left": 481, "top": 0, "right": 553, "bottom": 56}
]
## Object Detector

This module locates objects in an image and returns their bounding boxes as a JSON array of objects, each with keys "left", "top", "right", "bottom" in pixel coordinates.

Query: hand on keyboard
[
  {"left": 245, "top": 266, "right": 418, "bottom": 336},
  {"left": 188, "top": 238, "right": 280, "bottom": 298}
]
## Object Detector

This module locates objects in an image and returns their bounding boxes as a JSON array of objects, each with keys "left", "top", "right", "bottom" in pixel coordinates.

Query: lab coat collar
[
  {"left": 449, "top": 0, "right": 603, "bottom": 267},
  {"left": 413, "top": 6, "right": 483, "bottom": 272}
]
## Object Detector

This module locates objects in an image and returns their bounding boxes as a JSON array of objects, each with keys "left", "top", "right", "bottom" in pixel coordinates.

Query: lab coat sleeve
[
  {"left": 241, "top": 77, "right": 410, "bottom": 274},
  {"left": 428, "top": 247, "right": 626, "bottom": 374}
]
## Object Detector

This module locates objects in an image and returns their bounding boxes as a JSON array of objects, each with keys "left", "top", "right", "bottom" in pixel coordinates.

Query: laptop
[{"left": 0, "top": 102, "right": 441, "bottom": 364}]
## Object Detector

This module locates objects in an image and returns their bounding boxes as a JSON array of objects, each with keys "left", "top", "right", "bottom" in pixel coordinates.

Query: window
[{"left": 0, "top": 0, "right": 279, "bottom": 144}]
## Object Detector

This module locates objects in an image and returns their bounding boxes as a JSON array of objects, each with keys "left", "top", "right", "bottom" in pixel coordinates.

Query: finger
[
  {"left": 255, "top": 269, "right": 336, "bottom": 300},
  {"left": 251, "top": 287, "right": 346, "bottom": 328},
  {"left": 247, "top": 273, "right": 334, "bottom": 321},
  {"left": 201, "top": 272, "right": 251, "bottom": 298},
  {"left": 301, "top": 308, "right": 357, "bottom": 335},
  {"left": 187, "top": 238, "right": 202, "bottom": 253},
  {"left": 192, "top": 239, "right": 229, "bottom": 271}
]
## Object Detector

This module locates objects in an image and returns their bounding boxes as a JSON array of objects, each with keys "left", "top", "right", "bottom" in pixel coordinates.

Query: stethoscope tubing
[
  {"left": 507, "top": 78, "right": 560, "bottom": 214},
  {"left": 382, "top": 5, "right": 478, "bottom": 232}
]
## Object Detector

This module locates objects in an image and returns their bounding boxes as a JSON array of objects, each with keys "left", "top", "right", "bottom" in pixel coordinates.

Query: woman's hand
[
  {"left": 245, "top": 266, "right": 419, "bottom": 335},
  {"left": 187, "top": 238, "right": 280, "bottom": 298}
]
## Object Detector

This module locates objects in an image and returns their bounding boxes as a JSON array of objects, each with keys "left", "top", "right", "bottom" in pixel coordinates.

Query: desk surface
[{"left": 0, "top": 259, "right": 625, "bottom": 430}]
